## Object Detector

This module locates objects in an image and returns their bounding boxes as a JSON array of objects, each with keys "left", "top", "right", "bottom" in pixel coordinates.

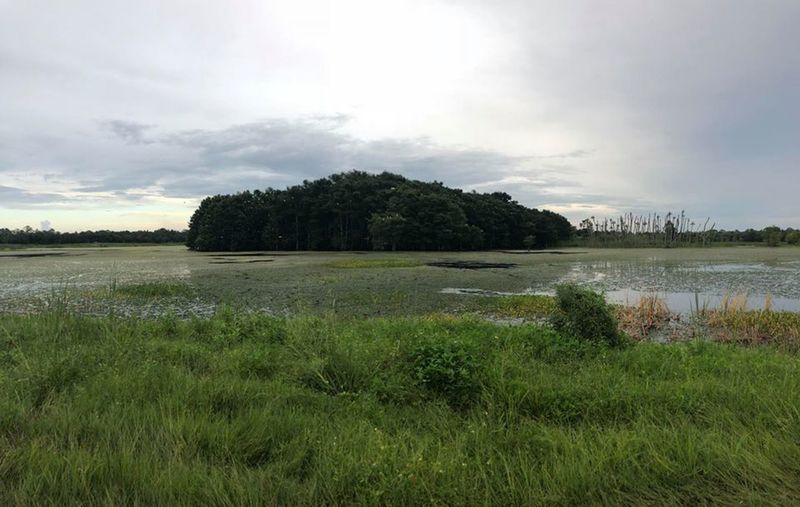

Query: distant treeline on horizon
[
  {"left": 0, "top": 228, "right": 187, "bottom": 245},
  {"left": 186, "top": 171, "right": 573, "bottom": 252},
  {"left": 573, "top": 212, "right": 800, "bottom": 248}
]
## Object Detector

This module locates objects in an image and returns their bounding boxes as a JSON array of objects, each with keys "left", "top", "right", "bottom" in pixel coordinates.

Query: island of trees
[
  {"left": 0, "top": 228, "right": 186, "bottom": 246},
  {"left": 186, "top": 171, "right": 573, "bottom": 251}
]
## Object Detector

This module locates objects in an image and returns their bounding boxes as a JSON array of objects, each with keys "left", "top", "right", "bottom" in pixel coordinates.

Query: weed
[
  {"left": 552, "top": 284, "right": 624, "bottom": 346},
  {"left": 407, "top": 340, "right": 482, "bottom": 408}
]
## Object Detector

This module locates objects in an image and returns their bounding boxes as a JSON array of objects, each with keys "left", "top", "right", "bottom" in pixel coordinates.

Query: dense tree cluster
[
  {"left": 0, "top": 227, "right": 186, "bottom": 245},
  {"left": 186, "top": 171, "right": 573, "bottom": 251}
]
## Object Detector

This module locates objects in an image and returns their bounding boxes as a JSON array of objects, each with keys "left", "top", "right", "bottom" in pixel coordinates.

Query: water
[
  {"left": 443, "top": 259, "right": 800, "bottom": 313},
  {"left": 605, "top": 289, "right": 800, "bottom": 313}
]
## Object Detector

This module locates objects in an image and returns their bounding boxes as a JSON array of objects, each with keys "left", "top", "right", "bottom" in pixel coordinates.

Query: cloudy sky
[{"left": 1, "top": 0, "right": 798, "bottom": 231}]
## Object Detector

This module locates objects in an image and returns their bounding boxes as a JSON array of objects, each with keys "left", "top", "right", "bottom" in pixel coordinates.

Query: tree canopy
[
  {"left": 0, "top": 228, "right": 186, "bottom": 245},
  {"left": 186, "top": 171, "right": 573, "bottom": 251}
]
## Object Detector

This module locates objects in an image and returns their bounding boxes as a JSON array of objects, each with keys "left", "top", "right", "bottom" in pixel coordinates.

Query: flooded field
[{"left": 1, "top": 245, "right": 799, "bottom": 316}]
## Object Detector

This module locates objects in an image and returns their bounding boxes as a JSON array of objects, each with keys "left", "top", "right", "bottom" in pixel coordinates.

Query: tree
[
  {"left": 523, "top": 234, "right": 536, "bottom": 251},
  {"left": 764, "top": 226, "right": 783, "bottom": 247},
  {"left": 185, "top": 171, "right": 573, "bottom": 252},
  {"left": 368, "top": 212, "right": 406, "bottom": 251}
]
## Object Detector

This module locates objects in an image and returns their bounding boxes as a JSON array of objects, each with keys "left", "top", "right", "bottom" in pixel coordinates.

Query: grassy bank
[{"left": 2, "top": 311, "right": 800, "bottom": 505}]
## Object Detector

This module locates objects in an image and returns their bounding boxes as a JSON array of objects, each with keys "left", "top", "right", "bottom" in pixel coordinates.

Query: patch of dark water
[
  {"left": 497, "top": 250, "right": 587, "bottom": 255},
  {"left": 200, "top": 252, "right": 306, "bottom": 257},
  {"left": 428, "top": 261, "right": 517, "bottom": 270},
  {"left": 0, "top": 252, "right": 83, "bottom": 259},
  {"left": 209, "top": 259, "right": 275, "bottom": 264}
]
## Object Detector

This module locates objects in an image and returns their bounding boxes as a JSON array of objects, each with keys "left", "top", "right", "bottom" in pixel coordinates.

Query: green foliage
[
  {"left": 407, "top": 340, "right": 482, "bottom": 408},
  {"left": 367, "top": 212, "right": 407, "bottom": 251},
  {"left": 764, "top": 226, "right": 783, "bottom": 247},
  {"left": 4, "top": 312, "right": 800, "bottom": 503},
  {"left": 553, "top": 284, "right": 623, "bottom": 346},
  {"left": 523, "top": 234, "right": 536, "bottom": 250},
  {"left": 482, "top": 295, "right": 558, "bottom": 318},
  {"left": 186, "top": 171, "right": 573, "bottom": 252},
  {"left": 0, "top": 227, "right": 186, "bottom": 246}
]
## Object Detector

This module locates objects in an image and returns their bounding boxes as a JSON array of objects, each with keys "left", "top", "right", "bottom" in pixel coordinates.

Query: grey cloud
[
  {"left": 0, "top": 185, "right": 72, "bottom": 207},
  {"left": 78, "top": 117, "right": 591, "bottom": 206},
  {"left": 102, "top": 120, "right": 155, "bottom": 145},
  {"left": 2, "top": 0, "right": 799, "bottom": 229}
]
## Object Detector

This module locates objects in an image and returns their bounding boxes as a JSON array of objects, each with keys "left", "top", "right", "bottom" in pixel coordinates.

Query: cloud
[
  {"left": 0, "top": 185, "right": 73, "bottom": 207},
  {"left": 82, "top": 117, "right": 597, "bottom": 206},
  {"left": 101, "top": 120, "right": 154, "bottom": 145},
  {"left": 1, "top": 0, "right": 798, "bottom": 229}
]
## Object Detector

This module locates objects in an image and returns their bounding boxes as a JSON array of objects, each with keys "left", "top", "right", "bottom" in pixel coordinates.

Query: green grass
[
  {"left": 327, "top": 258, "right": 424, "bottom": 269},
  {"left": 111, "top": 281, "right": 194, "bottom": 298},
  {"left": 480, "top": 295, "right": 558, "bottom": 319},
  {"left": 2, "top": 311, "right": 800, "bottom": 505}
]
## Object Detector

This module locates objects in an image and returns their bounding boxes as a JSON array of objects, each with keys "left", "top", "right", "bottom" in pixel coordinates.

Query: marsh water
[
  {"left": 553, "top": 258, "right": 800, "bottom": 313},
  {"left": 1, "top": 246, "right": 799, "bottom": 316},
  {"left": 442, "top": 256, "right": 800, "bottom": 313}
]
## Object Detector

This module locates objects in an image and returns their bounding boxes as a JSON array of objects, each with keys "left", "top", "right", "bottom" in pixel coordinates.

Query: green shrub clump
[
  {"left": 552, "top": 283, "right": 623, "bottom": 346},
  {"left": 407, "top": 341, "right": 481, "bottom": 408}
]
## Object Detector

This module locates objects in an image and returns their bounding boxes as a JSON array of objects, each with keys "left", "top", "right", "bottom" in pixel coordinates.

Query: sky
[{"left": 1, "top": 0, "right": 799, "bottom": 232}]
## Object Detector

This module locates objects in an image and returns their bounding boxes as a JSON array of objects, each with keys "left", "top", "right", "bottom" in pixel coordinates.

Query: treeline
[
  {"left": 712, "top": 227, "right": 800, "bottom": 247},
  {"left": 0, "top": 227, "right": 187, "bottom": 245},
  {"left": 573, "top": 213, "right": 800, "bottom": 247},
  {"left": 187, "top": 171, "right": 573, "bottom": 251}
]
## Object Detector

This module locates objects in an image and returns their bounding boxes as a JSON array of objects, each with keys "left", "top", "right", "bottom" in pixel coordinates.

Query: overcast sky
[{"left": 1, "top": 0, "right": 798, "bottom": 231}]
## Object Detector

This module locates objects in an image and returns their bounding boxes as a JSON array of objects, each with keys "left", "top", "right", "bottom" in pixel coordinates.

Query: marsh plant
[
  {"left": 407, "top": 340, "right": 482, "bottom": 408},
  {"left": 552, "top": 284, "right": 624, "bottom": 346}
]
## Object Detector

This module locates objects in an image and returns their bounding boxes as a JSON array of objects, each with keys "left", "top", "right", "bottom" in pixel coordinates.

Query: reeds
[
  {"left": 616, "top": 293, "right": 672, "bottom": 340},
  {"left": 703, "top": 292, "right": 800, "bottom": 348}
]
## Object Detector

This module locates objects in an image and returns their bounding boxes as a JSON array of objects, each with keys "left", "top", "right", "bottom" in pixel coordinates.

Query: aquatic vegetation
[
  {"left": 705, "top": 297, "right": 800, "bottom": 349},
  {"left": 111, "top": 281, "right": 194, "bottom": 298},
  {"left": 327, "top": 258, "right": 423, "bottom": 269},
  {"left": 616, "top": 293, "right": 672, "bottom": 340},
  {"left": 480, "top": 294, "right": 558, "bottom": 319}
]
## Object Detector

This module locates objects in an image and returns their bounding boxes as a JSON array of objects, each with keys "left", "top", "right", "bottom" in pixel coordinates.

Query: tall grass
[
  {"left": 615, "top": 293, "right": 672, "bottom": 340},
  {"left": 704, "top": 293, "right": 800, "bottom": 349},
  {"left": 2, "top": 311, "right": 800, "bottom": 504}
]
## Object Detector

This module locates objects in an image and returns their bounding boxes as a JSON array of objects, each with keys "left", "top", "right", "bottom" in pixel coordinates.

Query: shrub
[
  {"left": 407, "top": 341, "right": 481, "bottom": 408},
  {"left": 552, "top": 284, "right": 623, "bottom": 346}
]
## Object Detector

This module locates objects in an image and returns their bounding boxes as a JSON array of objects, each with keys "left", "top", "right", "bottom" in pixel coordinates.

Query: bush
[
  {"left": 552, "top": 284, "right": 623, "bottom": 346},
  {"left": 407, "top": 341, "right": 481, "bottom": 408}
]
